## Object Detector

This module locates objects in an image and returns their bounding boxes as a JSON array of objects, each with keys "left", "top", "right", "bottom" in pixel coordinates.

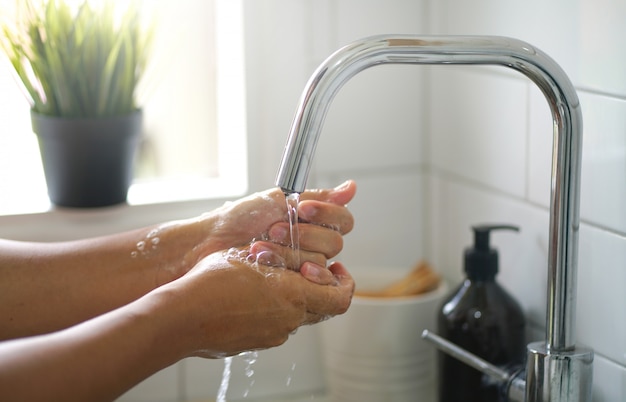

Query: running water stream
[
  {"left": 216, "top": 192, "right": 302, "bottom": 401},
  {"left": 284, "top": 192, "right": 301, "bottom": 270},
  {"left": 216, "top": 357, "right": 233, "bottom": 402},
  {"left": 216, "top": 352, "right": 259, "bottom": 402}
]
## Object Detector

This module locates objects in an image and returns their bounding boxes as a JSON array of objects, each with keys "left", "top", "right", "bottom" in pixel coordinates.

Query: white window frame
[{"left": 128, "top": 0, "right": 248, "bottom": 206}]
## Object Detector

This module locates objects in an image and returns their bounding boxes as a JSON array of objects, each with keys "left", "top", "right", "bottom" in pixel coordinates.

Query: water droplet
[
  {"left": 246, "top": 253, "right": 257, "bottom": 264},
  {"left": 264, "top": 271, "right": 281, "bottom": 286},
  {"left": 240, "top": 351, "right": 258, "bottom": 397},
  {"left": 322, "top": 222, "right": 341, "bottom": 232},
  {"left": 286, "top": 362, "right": 297, "bottom": 386},
  {"left": 256, "top": 250, "right": 286, "bottom": 268},
  {"left": 136, "top": 241, "right": 145, "bottom": 251}
]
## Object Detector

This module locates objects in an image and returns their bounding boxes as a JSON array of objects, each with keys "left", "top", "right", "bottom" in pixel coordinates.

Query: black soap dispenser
[{"left": 437, "top": 224, "right": 526, "bottom": 402}]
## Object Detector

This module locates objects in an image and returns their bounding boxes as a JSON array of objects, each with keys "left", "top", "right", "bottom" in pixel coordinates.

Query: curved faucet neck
[{"left": 276, "top": 35, "right": 582, "bottom": 353}]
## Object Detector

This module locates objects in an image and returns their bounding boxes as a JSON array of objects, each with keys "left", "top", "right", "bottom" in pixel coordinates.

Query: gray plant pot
[{"left": 31, "top": 109, "right": 142, "bottom": 208}]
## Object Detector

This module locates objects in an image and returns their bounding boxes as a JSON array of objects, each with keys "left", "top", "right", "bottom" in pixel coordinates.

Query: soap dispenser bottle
[{"left": 437, "top": 224, "right": 526, "bottom": 402}]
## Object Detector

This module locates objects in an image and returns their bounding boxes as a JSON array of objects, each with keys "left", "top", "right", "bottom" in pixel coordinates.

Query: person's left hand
[
  {"left": 216, "top": 180, "right": 355, "bottom": 247},
  {"left": 194, "top": 181, "right": 356, "bottom": 269}
]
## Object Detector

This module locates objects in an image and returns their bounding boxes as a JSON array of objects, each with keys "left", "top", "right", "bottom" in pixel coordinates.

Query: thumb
[{"left": 301, "top": 180, "right": 357, "bottom": 205}]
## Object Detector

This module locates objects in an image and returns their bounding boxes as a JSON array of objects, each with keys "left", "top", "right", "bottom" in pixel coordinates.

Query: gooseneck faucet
[{"left": 275, "top": 35, "right": 593, "bottom": 401}]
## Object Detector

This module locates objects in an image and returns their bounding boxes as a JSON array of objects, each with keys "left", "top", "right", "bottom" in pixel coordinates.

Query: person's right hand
[{"left": 165, "top": 248, "right": 354, "bottom": 358}]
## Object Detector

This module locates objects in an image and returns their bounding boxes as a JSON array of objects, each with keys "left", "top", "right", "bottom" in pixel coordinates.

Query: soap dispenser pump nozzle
[{"left": 465, "top": 224, "right": 519, "bottom": 280}]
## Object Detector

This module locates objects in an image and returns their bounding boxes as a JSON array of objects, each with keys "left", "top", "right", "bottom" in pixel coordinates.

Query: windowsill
[{"left": 0, "top": 178, "right": 248, "bottom": 242}]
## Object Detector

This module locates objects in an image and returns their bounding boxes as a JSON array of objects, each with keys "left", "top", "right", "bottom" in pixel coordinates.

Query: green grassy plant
[{"left": 1, "top": 0, "right": 152, "bottom": 118}]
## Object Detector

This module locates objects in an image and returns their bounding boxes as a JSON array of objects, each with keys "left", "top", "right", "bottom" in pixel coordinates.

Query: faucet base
[{"left": 526, "top": 341, "right": 594, "bottom": 402}]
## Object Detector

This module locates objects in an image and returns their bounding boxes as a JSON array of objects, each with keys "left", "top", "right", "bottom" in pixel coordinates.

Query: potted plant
[{"left": 1, "top": 0, "right": 153, "bottom": 207}]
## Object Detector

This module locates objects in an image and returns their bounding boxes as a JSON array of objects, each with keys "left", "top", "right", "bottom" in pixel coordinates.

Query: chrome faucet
[{"left": 275, "top": 35, "right": 593, "bottom": 401}]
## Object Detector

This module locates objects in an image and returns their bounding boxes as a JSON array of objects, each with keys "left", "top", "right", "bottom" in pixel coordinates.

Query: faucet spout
[{"left": 276, "top": 35, "right": 592, "bottom": 401}]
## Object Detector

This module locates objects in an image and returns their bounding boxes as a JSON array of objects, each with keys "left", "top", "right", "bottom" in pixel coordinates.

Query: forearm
[
  {"left": 0, "top": 286, "right": 190, "bottom": 402},
  {"left": 0, "top": 213, "right": 220, "bottom": 340}
]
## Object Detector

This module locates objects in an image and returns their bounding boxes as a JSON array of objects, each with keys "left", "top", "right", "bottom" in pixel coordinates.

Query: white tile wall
[
  {"left": 429, "top": 68, "right": 529, "bottom": 198},
  {"left": 577, "top": 225, "right": 626, "bottom": 367},
  {"left": 578, "top": 93, "right": 626, "bottom": 233},
  {"left": 426, "top": 1, "right": 626, "bottom": 401}
]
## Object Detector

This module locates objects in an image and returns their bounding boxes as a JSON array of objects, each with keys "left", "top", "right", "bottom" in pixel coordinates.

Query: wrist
[
  {"left": 143, "top": 275, "right": 216, "bottom": 360},
  {"left": 146, "top": 212, "right": 224, "bottom": 284}
]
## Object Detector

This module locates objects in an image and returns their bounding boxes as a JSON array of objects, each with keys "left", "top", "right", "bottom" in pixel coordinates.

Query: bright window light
[{"left": 0, "top": 0, "right": 247, "bottom": 215}]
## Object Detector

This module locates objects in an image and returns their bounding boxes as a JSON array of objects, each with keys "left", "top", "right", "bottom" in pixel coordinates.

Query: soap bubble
[{"left": 225, "top": 246, "right": 287, "bottom": 272}]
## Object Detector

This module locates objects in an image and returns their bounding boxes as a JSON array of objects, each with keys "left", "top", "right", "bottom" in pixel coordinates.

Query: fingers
[
  {"left": 244, "top": 245, "right": 354, "bottom": 318},
  {"left": 300, "top": 261, "right": 337, "bottom": 285},
  {"left": 225, "top": 255, "right": 353, "bottom": 325},
  {"left": 301, "top": 261, "right": 354, "bottom": 318},
  {"left": 280, "top": 261, "right": 354, "bottom": 325},
  {"left": 268, "top": 222, "right": 343, "bottom": 258},
  {"left": 249, "top": 241, "right": 327, "bottom": 270},
  {"left": 263, "top": 180, "right": 354, "bottom": 238}
]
